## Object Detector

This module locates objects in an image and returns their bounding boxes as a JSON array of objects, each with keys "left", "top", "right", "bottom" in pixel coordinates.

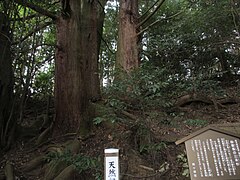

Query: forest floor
[{"left": 0, "top": 87, "right": 240, "bottom": 180}]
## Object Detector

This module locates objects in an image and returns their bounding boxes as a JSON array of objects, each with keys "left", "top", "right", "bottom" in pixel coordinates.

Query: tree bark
[
  {"left": 54, "top": 0, "right": 101, "bottom": 136},
  {"left": 0, "top": 11, "right": 13, "bottom": 147},
  {"left": 116, "top": 0, "right": 139, "bottom": 73}
]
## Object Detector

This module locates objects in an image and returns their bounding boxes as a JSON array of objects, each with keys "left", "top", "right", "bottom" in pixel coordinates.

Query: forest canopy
[{"left": 1, "top": 0, "right": 239, "bottom": 98}]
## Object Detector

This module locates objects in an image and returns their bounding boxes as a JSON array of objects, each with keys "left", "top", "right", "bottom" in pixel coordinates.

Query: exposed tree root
[
  {"left": 54, "top": 165, "right": 76, "bottom": 180},
  {"left": 43, "top": 139, "right": 82, "bottom": 179},
  {"left": 21, "top": 156, "right": 46, "bottom": 172},
  {"left": 27, "top": 133, "right": 76, "bottom": 153},
  {"left": 175, "top": 93, "right": 240, "bottom": 108},
  {"left": 64, "top": 138, "right": 81, "bottom": 154},
  {"left": 44, "top": 160, "right": 68, "bottom": 180},
  {"left": 46, "top": 146, "right": 64, "bottom": 154},
  {"left": 175, "top": 93, "right": 213, "bottom": 107},
  {"left": 4, "top": 161, "right": 14, "bottom": 180},
  {"left": 121, "top": 110, "right": 138, "bottom": 120},
  {"left": 219, "top": 97, "right": 240, "bottom": 104},
  {"left": 36, "top": 124, "right": 53, "bottom": 145}
]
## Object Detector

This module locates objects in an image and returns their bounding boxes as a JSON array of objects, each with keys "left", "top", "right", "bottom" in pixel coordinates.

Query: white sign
[{"left": 105, "top": 148, "right": 119, "bottom": 180}]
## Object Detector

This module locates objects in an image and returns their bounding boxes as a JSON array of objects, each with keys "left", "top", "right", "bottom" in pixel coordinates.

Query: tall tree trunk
[
  {"left": 116, "top": 0, "right": 139, "bottom": 73},
  {"left": 0, "top": 11, "right": 13, "bottom": 147},
  {"left": 93, "top": 0, "right": 107, "bottom": 101},
  {"left": 54, "top": 0, "right": 100, "bottom": 136}
]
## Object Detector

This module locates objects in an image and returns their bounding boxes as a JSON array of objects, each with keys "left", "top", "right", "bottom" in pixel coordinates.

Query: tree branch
[
  {"left": 12, "top": 21, "right": 53, "bottom": 45},
  {"left": 139, "top": 0, "right": 159, "bottom": 20},
  {"left": 137, "top": 11, "right": 183, "bottom": 36},
  {"left": 231, "top": 0, "right": 240, "bottom": 37},
  {"left": 14, "top": 0, "right": 57, "bottom": 20},
  {"left": 99, "top": 32, "right": 115, "bottom": 54},
  {"left": 11, "top": 14, "right": 39, "bottom": 21},
  {"left": 137, "top": 0, "right": 166, "bottom": 28}
]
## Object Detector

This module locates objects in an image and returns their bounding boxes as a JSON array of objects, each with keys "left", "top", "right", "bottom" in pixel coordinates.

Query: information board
[{"left": 185, "top": 130, "right": 240, "bottom": 180}]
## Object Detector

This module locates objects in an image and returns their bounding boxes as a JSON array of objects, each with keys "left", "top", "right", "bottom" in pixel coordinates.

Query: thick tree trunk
[
  {"left": 0, "top": 12, "right": 13, "bottom": 147},
  {"left": 116, "top": 0, "right": 139, "bottom": 73},
  {"left": 54, "top": 0, "right": 100, "bottom": 136}
]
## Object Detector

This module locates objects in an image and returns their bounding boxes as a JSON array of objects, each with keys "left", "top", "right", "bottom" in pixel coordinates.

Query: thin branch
[
  {"left": 11, "top": 14, "right": 39, "bottom": 21},
  {"left": 99, "top": 32, "right": 115, "bottom": 54},
  {"left": 14, "top": 0, "right": 57, "bottom": 20},
  {"left": 16, "top": 43, "right": 55, "bottom": 54},
  {"left": 12, "top": 21, "right": 53, "bottom": 45},
  {"left": 121, "top": 110, "right": 137, "bottom": 120},
  {"left": 137, "top": 11, "right": 183, "bottom": 36},
  {"left": 139, "top": 0, "right": 159, "bottom": 20},
  {"left": 97, "top": 0, "right": 106, "bottom": 10},
  {"left": 51, "top": 0, "right": 60, "bottom": 6},
  {"left": 0, "top": 32, "right": 12, "bottom": 43},
  {"left": 36, "top": 56, "right": 54, "bottom": 68},
  {"left": 137, "top": 0, "right": 166, "bottom": 28},
  {"left": 231, "top": 0, "right": 240, "bottom": 36}
]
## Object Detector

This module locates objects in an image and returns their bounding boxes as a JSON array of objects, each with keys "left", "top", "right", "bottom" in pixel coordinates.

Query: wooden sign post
[
  {"left": 104, "top": 148, "right": 119, "bottom": 180},
  {"left": 176, "top": 124, "right": 240, "bottom": 180}
]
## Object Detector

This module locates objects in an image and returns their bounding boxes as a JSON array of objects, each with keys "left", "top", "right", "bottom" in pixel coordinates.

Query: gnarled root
[
  {"left": 44, "top": 160, "right": 68, "bottom": 180},
  {"left": 43, "top": 138, "right": 81, "bottom": 179},
  {"left": 4, "top": 161, "right": 14, "bottom": 180},
  {"left": 54, "top": 165, "right": 76, "bottom": 180},
  {"left": 21, "top": 156, "right": 46, "bottom": 172}
]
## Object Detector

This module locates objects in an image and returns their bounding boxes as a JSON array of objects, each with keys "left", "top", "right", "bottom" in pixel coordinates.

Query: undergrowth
[
  {"left": 46, "top": 150, "right": 102, "bottom": 179},
  {"left": 103, "top": 63, "right": 224, "bottom": 112}
]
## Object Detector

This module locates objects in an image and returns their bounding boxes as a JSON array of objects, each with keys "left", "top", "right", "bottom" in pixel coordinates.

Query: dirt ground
[{"left": 0, "top": 93, "right": 240, "bottom": 179}]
